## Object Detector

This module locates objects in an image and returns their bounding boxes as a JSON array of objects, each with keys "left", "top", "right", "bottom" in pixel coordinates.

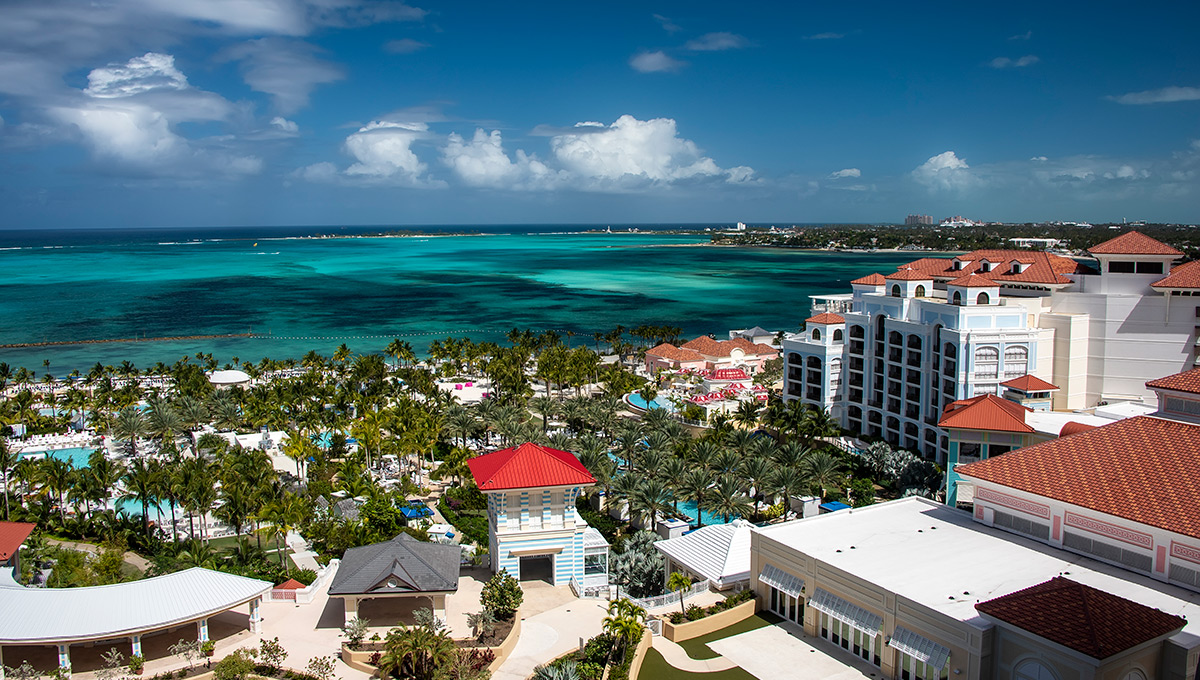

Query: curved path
[{"left": 651, "top": 636, "right": 738, "bottom": 672}]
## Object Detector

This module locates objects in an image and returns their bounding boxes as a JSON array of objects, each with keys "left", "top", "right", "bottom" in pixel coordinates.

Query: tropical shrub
[{"left": 480, "top": 570, "right": 523, "bottom": 619}]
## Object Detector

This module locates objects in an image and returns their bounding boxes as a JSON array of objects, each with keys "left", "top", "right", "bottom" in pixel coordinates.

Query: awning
[
  {"left": 809, "top": 588, "right": 883, "bottom": 636},
  {"left": 758, "top": 564, "right": 804, "bottom": 599},
  {"left": 888, "top": 626, "right": 951, "bottom": 671},
  {"left": 509, "top": 547, "right": 564, "bottom": 557}
]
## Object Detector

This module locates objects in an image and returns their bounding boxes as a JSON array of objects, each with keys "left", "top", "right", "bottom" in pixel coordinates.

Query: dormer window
[
  {"left": 952, "top": 260, "right": 964, "bottom": 271},
  {"left": 979, "top": 261, "right": 993, "bottom": 272},
  {"left": 1010, "top": 262, "right": 1026, "bottom": 274}
]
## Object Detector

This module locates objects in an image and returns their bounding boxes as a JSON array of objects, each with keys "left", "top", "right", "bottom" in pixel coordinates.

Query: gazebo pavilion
[
  {"left": 329, "top": 533, "right": 462, "bottom": 626},
  {"left": 0, "top": 567, "right": 272, "bottom": 678}
]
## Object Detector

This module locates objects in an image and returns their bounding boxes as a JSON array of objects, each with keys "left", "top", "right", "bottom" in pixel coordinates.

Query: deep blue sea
[{"left": 0, "top": 225, "right": 920, "bottom": 373}]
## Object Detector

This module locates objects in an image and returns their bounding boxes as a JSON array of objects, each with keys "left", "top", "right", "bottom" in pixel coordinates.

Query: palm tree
[
  {"left": 770, "top": 466, "right": 808, "bottom": 520},
  {"left": 740, "top": 456, "right": 773, "bottom": 518},
  {"left": 628, "top": 479, "right": 671, "bottom": 529},
  {"left": 119, "top": 458, "right": 158, "bottom": 539},
  {"left": 709, "top": 474, "right": 752, "bottom": 523},
  {"left": 261, "top": 492, "right": 307, "bottom": 572},
  {"left": 801, "top": 449, "right": 846, "bottom": 501},
  {"left": 111, "top": 406, "right": 149, "bottom": 458},
  {"left": 529, "top": 396, "right": 558, "bottom": 433},
  {"left": 602, "top": 598, "right": 646, "bottom": 659},
  {"left": 42, "top": 457, "right": 75, "bottom": 525},
  {"left": 661, "top": 457, "right": 689, "bottom": 513},
  {"left": 667, "top": 571, "right": 692, "bottom": 616},
  {"left": 0, "top": 441, "right": 14, "bottom": 520},
  {"left": 677, "top": 468, "right": 713, "bottom": 529},
  {"left": 733, "top": 400, "right": 761, "bottom": 429}
]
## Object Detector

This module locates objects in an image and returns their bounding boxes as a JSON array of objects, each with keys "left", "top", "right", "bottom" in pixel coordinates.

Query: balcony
[
  {"left": 905, "top": 407, "right": 920, "bottom": 419},
  {"left": 906, "top": 370, "right": 921, "bottom": 385},
  {"left": 888, "top": 366, "right": 902, "bottom": 380},
  {"left": 850, "top": 357, "right": 864, "bottom": 371},
  {"left": 849, "top": 341, "right": 865, "bottom": 355},
  {"left": 888, "top": 348, "right": 903, "bottom": 363},
  {"left": 806, "top": 388, "right": 822, "bottom": 401},
  {"left": 849, "top": 374, "right": 864, "bottom": 388},
  {"left": 807, "top": 371, "right": 822, "bottom": 384},
  {"left": 907, "top": 354, "right": 922, "bottom": 368}
]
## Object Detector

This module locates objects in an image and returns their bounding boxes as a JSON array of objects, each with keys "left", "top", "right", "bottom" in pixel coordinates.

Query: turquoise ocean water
[{"left": 0, "top": 226, "right": 921, "bottom": 373}]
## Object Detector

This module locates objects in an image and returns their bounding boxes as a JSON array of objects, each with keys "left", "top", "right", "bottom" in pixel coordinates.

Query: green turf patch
[
  {"left": 639, "top": 648, "right": 759, "bottom": 680},
  {"left": 677, "top": 612, "right": 783, "bottom": 660}
]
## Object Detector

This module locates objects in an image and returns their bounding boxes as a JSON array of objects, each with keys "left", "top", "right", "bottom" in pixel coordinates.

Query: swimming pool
[
  {"left": 624, "top": 393, "right": 676, "bottom": 412},
  {"left": 676, "top": 500, "right": 734, "bottom": 527},
  {"left": 19, "top": 447, "right": 97, "bottom": 468}
]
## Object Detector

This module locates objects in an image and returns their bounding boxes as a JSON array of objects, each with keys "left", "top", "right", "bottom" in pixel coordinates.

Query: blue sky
[{"left": 1, "top": 0, "right": 1198, "bottom": 228}]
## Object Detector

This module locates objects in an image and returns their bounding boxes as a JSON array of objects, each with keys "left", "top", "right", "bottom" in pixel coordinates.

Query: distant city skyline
[{"left": 0, "top": 1, "right": 1197, "bottom": 229}]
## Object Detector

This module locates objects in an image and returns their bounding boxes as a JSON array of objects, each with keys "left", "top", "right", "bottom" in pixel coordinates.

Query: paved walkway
[
  {"left": 492, "top": 595, "right": 609, "bottom": 680},
  {"left": 707, "top": 620, "right": 878, "bottom": 680},
  {"left": 651, "top": 636, "right": 737, "bottom": 672}
]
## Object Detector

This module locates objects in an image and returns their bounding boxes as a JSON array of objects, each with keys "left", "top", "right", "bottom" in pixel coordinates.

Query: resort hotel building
[
  {"left": 746, "top": 364, "right": 1200, "bottom": 680},
  {"left": 782, "top": 231, "right": 1200, "bottom": 460}
]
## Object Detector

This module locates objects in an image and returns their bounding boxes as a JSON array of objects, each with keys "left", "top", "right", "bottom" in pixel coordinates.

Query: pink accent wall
[
  {"left": 1052, "top": 515, "right": 1061, "bottom": 541},
  {"left": 1156, "top": 545, "right": 1168, "bottom": 573}
]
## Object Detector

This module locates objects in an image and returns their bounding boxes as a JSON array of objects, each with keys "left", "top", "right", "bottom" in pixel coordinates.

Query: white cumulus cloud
[
  {"left": 912, "top": 151, "right": 977, "bottom": 191},
  {"left": 549, "top": 115, "right": 752, "bottom": 188},
  {"left": 989, "top": 55, "right": 1039, "bottom": 68},
  {"left": 441, "top": 129, "right": 559, "bottom": 189},
  {"left": 1109, "top": 86, "right": 1200, "bottom": 105},
  {"left": 829, "top": 168, "right": 861, "bottom": 179},
  {"left": 270, "top": 116, "right": 299, "bottom": 134},
  {"left": 299, "top": 120, "right": 441, "bottom": 186},
  {"left": 84, "top": 53, "right": 188, "bottom": 98},
  {"left": 629, "top": 51, "right": 685, "bottom": 73}
]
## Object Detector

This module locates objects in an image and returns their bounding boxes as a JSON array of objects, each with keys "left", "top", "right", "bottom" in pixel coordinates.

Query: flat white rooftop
[{"left": 754, "top": 497, "right": 1200, "bottom": 634}]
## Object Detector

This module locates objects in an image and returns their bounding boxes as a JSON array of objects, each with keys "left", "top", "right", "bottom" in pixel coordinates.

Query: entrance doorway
[{"left": 519, "top": 555, "right": 554, "bottom": 584}]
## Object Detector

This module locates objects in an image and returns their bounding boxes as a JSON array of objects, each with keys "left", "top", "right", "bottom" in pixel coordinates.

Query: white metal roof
[
  {"left": 207, "top": 369, "right": 251, "bottom": 385},
  {"left": 753, "top": 498, "right": 1200, "bottom": 635},
  {"left": 0, "top": 567, "right": 272, "bottom": 643},
  {"left": 655, "top": 520, "right": 753, "bottom": 586}
]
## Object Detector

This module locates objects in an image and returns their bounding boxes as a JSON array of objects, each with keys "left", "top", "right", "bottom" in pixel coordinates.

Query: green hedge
[
  {"left": 437, "top": 497, "right": 489, "bottom": 546},
  {"left": 576, "top": 496, "right": 622, "bottom": 541}
]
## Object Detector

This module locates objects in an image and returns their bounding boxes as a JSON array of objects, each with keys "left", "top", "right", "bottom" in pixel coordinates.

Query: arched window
[
  {"left": 952, "top": 290, "right": 962, "bottom": 305},
  {"left": 850, "top": 325, "right": 864, "bottom": 339},
  {"left": 1003, "top": 345, "right": 1029, "bottom": 378},
  {"left": 977, "top": 291, "right": 991, "bottom": 305},
  {"left": 833, "top": 328, "right": 843, "bottom": 342},
  {"left": 806, "top": 356, "right": 822, "bottom": 369},
  {"left": 891, "top": 284, "right": 901, "bottom": 297},
  {"left": 974, "top": 346, "right": 999, "bottom": 379},
  {"left": 788, "top": 353, "right": 802, "bottom": 365},
  {"left": 944, "top": 343, "right": 957, "bottom": 360},
  {"left": 907, "top": 335, "right": 922, "bottom": 350},
  {"left": 915, "top": 285, "right": 926, "bottom": 298},
  {"left": 889, "top": 331, "right": 903, "bottom": 346},
  {"left": 812, "top": 328, "right": 821, "bottom": 341},
  {"left": 1015, "top": 660, "right": 1059, "bottom": 680}
]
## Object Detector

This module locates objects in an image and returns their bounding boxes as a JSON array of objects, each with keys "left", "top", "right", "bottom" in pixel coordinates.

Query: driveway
[{"left": 491, "top": 593, "right": 609, "bottom": 680}]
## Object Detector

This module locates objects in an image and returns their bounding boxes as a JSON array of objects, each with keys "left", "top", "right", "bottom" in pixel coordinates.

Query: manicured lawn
[
  {"left": 639, "top": 648, "right": 758, "bottom": 680},
  {"left": 677, "top": 612, "right": 782, "bottom": 660},
  {"left": 207, "top": 534, "right": 287, "bottom": 552}
]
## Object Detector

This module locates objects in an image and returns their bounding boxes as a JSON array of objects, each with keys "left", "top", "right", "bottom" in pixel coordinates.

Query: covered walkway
[{"left": 0, "top": 567, "right": 271, "bottom": 678}]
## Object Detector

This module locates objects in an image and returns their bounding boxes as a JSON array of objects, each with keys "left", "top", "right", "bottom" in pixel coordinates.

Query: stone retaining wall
[{"left": 660, "top": 598, "right": 758, "bottom": 642}]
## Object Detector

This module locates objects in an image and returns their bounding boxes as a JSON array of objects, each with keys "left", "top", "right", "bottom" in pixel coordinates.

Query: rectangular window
[
  {"left": 584, "top": 553, "right": 606, "bottom": 575},
  {"left": 1136, "top": 261, "right": 1164, "bottom": 274},
  {"left": 1108, "top": 261, "right": 1136, "bottom": 273}
]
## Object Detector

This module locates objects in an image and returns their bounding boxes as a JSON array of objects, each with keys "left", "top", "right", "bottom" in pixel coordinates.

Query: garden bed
[{"left": 662, "top": 597, "right": 758, "bottom": 643}]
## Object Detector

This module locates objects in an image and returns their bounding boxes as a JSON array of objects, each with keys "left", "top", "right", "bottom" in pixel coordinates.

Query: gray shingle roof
[
  {"left": 334, "top": 498, "right": 359, "bottom": 521},
  {"left": 329, "top": 534, "right": 461, "bottom": 596}
]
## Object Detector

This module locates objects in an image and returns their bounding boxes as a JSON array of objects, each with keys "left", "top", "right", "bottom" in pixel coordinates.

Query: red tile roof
[
  {"left": 884, "top": 267, "right": 933, "bottom": 281},
  {"left": 947, "top": 274, "right": 998, "bottom": 288},
  {"left": 938, "top": 394, "right": 1033, "bottom": 433},
  {"left": 850, "top": 273, "right": 885, "bottom": 285},
  {"left": 1001, "top": 374, "right": 1059, "bottom": 392},
  {"left": 975, "top": 577, "right": 1186, "bottom": 660},
  {"left": 1152, "top": 260, "right": 1200, "bottom": 289},
  {"left": 1059, "top": 421, "right": 1098, "bottom": 437},
  {"left": 275, "top": 578, "right": 305, "bottom": 590},
  {"left": 679, "top": 336, "right": 776, "bottom": 359},
  {"left": 899, "top": 250, "right": 1090, "bottom": 286},
  {"left": 805, "top": 312, "right": 845, "bottom": 324},
  {"left": 1147, "top": 366, "right": 1200, "bottom": 395},
  {"left": 468, "top": 442, "right": 595, "bottom": 491},
  {"left": 1088, "top": 231, "right": 1183, "bottom": 256},
  {"left": 957, "top": 415, "right": 1200, "bottom": 539},
  {"left": 646, "top": 343, "right": 705, "bottom": 363},
  {"left": 0, "top": 522, "right": 35, "bottom": 562}
]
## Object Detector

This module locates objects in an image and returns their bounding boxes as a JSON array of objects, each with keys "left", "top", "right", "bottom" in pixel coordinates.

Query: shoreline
[{"left": 0, "top": 333, "right": 253, "bottom": 349}]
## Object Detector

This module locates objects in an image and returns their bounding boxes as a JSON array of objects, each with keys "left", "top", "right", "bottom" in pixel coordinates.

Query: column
[
  {"left": 197, "top": 618, "right": 209, "bottom": 642},
  {"left": 131, "top": 635, "right": 142, "bottom": 658},
  {"left": 1, "top": 643, "right": 6, "bottom": 680},
  {"left": 343, "top": 596, "right": 358, "bottom": 626},
  {"left": 430, "top": 594, "right": 446, "bottom": 623},
  {"left": 250, "top": 596, "right": 263, "bottom": 634},
  {"left": 57, "top": 644, "right": 71, "bottom": 677}
]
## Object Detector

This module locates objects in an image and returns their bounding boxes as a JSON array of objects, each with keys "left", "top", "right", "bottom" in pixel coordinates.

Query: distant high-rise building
[{"left": 905, "top": 214, "right": 934, "bottom": 226}]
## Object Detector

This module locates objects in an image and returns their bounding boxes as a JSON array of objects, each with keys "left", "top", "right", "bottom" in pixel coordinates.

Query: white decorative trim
[
  {"left": 1064, "top": 512, "right": 1153, "bottom": 549},
  {"left": 1170, "top": 541, "right": 1200, "bottom": 565},
  {"left": 976, "top": 486, "right": 1051, "bottom": 519}
]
